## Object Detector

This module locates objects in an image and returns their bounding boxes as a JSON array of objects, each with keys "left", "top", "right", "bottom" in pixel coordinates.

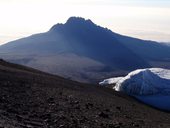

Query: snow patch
[
  {"left": 100, "top": 68, "right": 170, "bottom": 111},
  {"left": 114, "top": 68, "right": 170, "bottom": 95},
  {"left": 99, "top": 77, "right": 123, "bottom": 86}
]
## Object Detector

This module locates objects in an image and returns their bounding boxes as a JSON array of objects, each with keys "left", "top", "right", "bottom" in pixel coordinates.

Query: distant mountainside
[
  {"left": 1, "top": 59, "right": 170, "bottom": 127},
  {"left": 0, "top": 17, "right": 170, "bottom": 83}
]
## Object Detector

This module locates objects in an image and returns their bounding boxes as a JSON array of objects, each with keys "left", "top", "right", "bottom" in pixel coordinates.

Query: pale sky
[{"left": 0, "top": 0, "right": 170, "bottom": 45}]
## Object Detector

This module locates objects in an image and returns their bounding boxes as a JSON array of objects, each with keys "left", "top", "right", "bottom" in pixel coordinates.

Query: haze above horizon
[{"left": 0, "top": 0, "right": 170, "bottom": 45}]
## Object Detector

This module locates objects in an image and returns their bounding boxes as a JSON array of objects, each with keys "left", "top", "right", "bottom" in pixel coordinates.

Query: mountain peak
[
  {"left": 49, "top": 17, "right": 94, "bottom": 32},
  {"left": 66, "top": 17, "right": 93, "bottom": 25}
]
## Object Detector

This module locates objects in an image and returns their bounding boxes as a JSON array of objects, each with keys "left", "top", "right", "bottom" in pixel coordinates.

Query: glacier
[
  {"left": 99, "top": 77, "right": 124, "bottom": 86},
  {"left": 100, "top": 68, "right": 170, "bottom": 111}
]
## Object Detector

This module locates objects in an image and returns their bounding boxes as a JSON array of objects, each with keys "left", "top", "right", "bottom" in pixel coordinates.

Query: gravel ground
[{"left": 0, "top": 59, "right": 170, "bottom": 128}]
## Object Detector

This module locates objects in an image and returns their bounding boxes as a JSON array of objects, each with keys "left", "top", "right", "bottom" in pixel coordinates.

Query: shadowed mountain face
[
  {"left": 1, "top": 59, "right": 170, "bottom": 127},
  {"left": 0, "top": 17, "right": 170, "bottom": 83}
]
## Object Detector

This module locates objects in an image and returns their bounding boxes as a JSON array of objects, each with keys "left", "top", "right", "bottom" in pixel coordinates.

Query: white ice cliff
[{"left": 100, "top": 68, "right": 170, "bottom": 111}]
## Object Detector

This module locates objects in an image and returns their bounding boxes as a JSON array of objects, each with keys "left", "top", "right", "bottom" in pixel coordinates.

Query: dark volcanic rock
[
  {"left": 0, "top": 60, "right": 170, "bottom": 127},
  {"left": 98, "top": 112, "right": 109, "bottom": 118}
]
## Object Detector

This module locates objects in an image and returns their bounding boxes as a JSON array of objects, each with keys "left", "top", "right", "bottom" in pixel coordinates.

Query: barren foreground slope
[{"left": 0, "top": 59, "right": 170, "bottom": 128}]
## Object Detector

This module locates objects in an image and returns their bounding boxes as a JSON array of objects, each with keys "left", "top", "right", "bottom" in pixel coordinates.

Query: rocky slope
[{"left": 0, "top": 59, "right": 170, "bottom": 128}]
